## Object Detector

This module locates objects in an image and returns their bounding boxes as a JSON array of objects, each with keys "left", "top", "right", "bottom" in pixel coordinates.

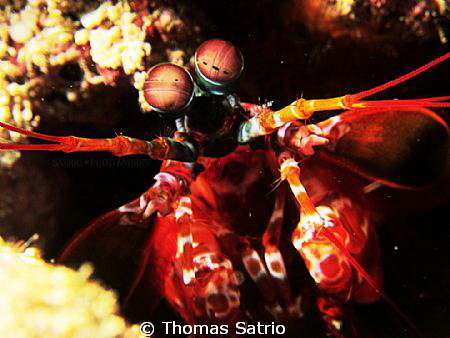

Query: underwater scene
[{"left": 0, "top": 0, "right": 449, "bottom": 337}]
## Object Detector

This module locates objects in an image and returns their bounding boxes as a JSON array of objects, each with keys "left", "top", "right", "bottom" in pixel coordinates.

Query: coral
[
  {"left": 0, "top": 0, "right": 201, "bottom": 166},
  {"left": 0, "top": 236, "right": 143, "bottom": 337},
  {"left": 0, "top": 0, "right": 79, "bottom": 166},
  {"left": 74, "top": 1, "right": 197, "bottom": 112},
  {"left": 78, "top": 1, "right": 151, "bottom": 77},
  {"left": 283, "top": 0, "right": 450, "bottom": 42}
]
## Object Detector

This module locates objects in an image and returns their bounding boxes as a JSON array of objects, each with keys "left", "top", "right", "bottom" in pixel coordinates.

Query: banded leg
[
  {"left": 120, "top": 161, "right": 197, "bottom": 285},
  {"left": 219, "top": 223, "right": 285, "bottom": 320},
  {"left": 261, "top": 185, "right": 298, "bottom": 317},
  {"left": 237, "top": 239, "right": 283, "bottom": 319},
  {"left": 236, "top": 186, "right": 302, "bottom": 321},
  {"left": 166, "top": 219, "right": 243, "bottom": 324},
  {"left": 175, "top": 195, "right": 195, "bottom": 285}
]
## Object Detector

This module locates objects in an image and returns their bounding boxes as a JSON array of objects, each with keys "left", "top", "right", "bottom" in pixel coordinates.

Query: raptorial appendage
[{"left": 279, "top": 155, "right": 382, "bottom": 334}]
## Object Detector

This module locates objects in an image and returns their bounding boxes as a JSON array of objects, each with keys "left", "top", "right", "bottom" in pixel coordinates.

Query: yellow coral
[
  {"left": 80, "top": 1, "right": 110, "bottom": 29},
  {"left": 17, "top": 24, "right": 75, "bottom": 73},
  {"left": 0, "top": 0, "right": 79, "bottom": 166},
  {"left": 78, "top": 1, "right": 151, "bottom": 76},
  {"left": 0, "top": 0, "right": 195, "bottom": 166},
  {"left": 0, "top": 237, "right": 144, "bottom": 337},
  {"left": 74, "top": 28, "right": 89, "bottom": 45}
]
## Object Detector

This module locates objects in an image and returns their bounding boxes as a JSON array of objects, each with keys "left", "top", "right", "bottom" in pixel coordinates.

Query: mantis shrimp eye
[
  {"left": 143, "top": 63, "right": 194, "bottom": 119},
  {"left": 194, "top": 39, "right": 244, "bottom": 95}
]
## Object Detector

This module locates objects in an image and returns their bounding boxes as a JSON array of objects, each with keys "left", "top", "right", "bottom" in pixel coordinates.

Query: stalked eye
[
  {"left": 194, "top": 39, "right": 244, "bottom": 95},
  {"left": 143, "top": 63, "right": 194, "bottom": 119}
]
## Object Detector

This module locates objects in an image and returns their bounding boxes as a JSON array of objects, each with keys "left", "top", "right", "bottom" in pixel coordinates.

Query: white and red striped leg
[{"left": 175, "top": 195, "right": 195, "bottom": 286}]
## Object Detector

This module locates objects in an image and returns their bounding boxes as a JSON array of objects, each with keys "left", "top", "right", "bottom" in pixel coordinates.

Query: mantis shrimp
[{"left": 0, "top": 39, "right": 449, "bottom": 336}]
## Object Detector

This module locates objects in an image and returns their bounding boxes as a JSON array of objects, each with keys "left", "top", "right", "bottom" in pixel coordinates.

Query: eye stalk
[
  {"left": 195, "top": 39, "right": 244, "bottom": 95},
  {"left": 143, "top": 63, "right": 194, "bottom": 119}
]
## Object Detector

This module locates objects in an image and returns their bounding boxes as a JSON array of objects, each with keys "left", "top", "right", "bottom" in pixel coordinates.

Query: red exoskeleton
[{"left": 0, "top": 39, "right": 449, "bottom": 336}]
